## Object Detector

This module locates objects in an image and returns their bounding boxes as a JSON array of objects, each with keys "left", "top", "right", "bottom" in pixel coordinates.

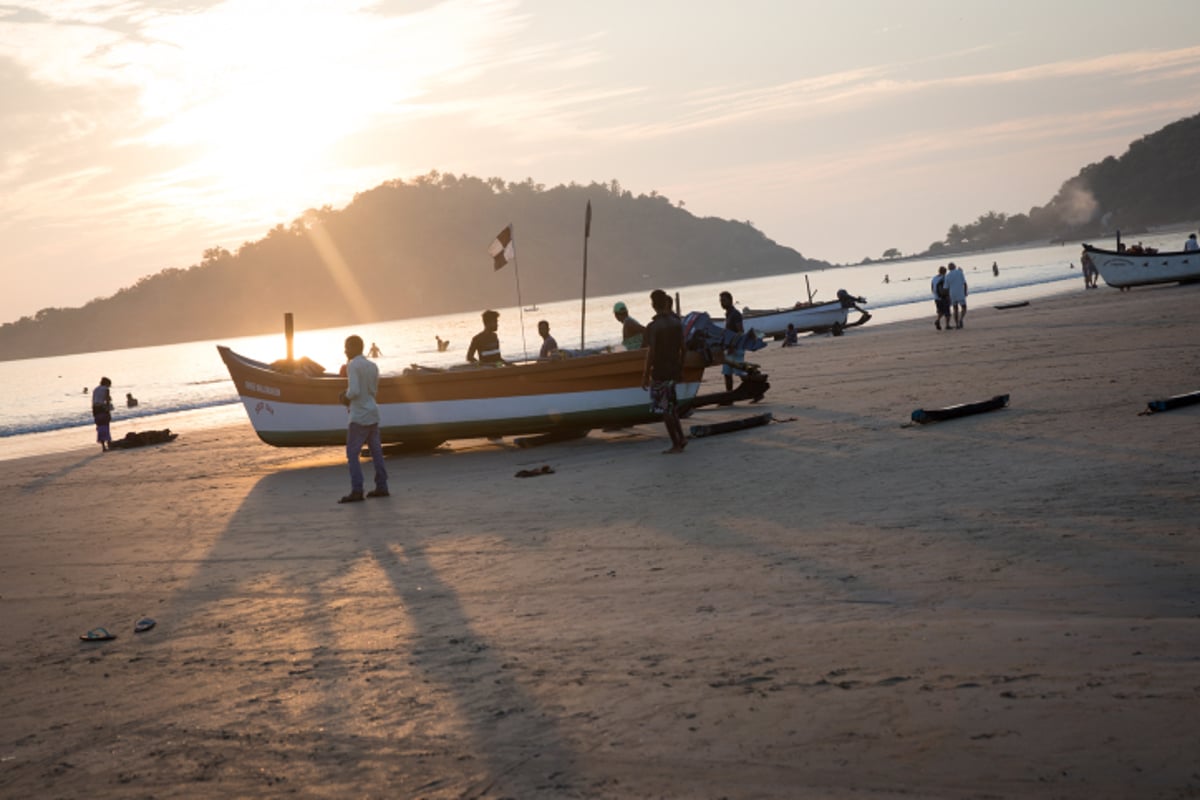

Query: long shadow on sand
[{"left": 135, "top": 454, "right": 588, "bottom": 796}]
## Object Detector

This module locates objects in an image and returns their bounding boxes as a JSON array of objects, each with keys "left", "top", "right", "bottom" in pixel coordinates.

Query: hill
[
  {"left": 920, "top": 110, "right": 1200, "bottom": 257},
  {"left": 0, "top": 174, "right": 828, "bottom": 361}
]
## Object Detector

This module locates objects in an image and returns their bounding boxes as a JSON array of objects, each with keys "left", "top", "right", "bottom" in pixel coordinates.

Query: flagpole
[
  {"left": 512, "top": 224, "right": 528, "bottom": 361},
  {"left": 581, "top": 200, "right": 591, "bottom": 351}
]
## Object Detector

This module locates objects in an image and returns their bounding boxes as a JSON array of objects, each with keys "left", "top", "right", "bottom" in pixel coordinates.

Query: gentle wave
[{"left": 0, "top": 397, "right": 241, "bottom": 438}]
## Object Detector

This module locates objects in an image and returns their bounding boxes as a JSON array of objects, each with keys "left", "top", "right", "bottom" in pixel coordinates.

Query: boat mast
[{"left": 581, "top": 200, "right": 592, "bottom": 350}]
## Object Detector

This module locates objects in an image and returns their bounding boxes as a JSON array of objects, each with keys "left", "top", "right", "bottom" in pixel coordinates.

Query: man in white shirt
[
  {"left": 338, "top": 335, "right": 389, "bottom": 503},
  {"left": 943, "top": 262, "right": 968, "bottom": 329},
  {"left": 1185, "top": 233, "right": 1199, "bottom": 252}
]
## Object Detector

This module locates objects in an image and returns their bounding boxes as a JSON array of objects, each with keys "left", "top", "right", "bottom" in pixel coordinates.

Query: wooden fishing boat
[
  {"left": 217, "top": 345, "right": 708, "bottom": 448},
  {"left": 1083, "top": 243, "right": 1200, "bottom": 289},
  {"left": 739, "top": 298, "right": 869, "bottom": 337}
]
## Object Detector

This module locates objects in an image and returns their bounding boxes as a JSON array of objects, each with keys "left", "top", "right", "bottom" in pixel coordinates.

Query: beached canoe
[
  {"left": 739, "top": 298, "right": 870, "bottom": 338},
  {"left": 217, "top": 345, "right": 709, "bottom": 448},
  {"left": 1083, "top": 244, "right": 1200, "bottom": 289}
]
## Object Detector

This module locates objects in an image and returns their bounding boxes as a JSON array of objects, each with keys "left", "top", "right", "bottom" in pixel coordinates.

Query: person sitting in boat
[
  {"left": 466, "top": 310, "right": 506, "bottom": 365},
  {"left": 537, "top": 320, "right": 560, "bottom": 359},
  {"left": 126, "top": 392, "right": 138, "bottom": 408},
  {"left": 781, "top": 323, "right": 799, "bottom": 347},
  {"left": 613, "top": 301, "right": 645, "bottom": 350},
  {"left": 1186, "top": 233, "right": 1199, "bottom": 252}
]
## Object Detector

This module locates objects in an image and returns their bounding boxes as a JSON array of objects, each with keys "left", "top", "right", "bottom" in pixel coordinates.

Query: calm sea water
[{"left": 1, "top": 233, "right": 1183, "bottom": 461}]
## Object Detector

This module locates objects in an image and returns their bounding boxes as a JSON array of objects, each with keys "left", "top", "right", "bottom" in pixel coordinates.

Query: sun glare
[{"left": 116, "top": 0, "right": 496, "bottom": 225}]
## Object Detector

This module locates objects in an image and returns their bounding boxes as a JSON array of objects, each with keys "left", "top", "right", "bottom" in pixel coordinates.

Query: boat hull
[
  {"left": 740, "top": 300, "right": 850, "bottom": 337},
  {"left": 1085, "top": 245, "right": 1200, "bottom": 288},
  {"left": 218, "top": 346, "right": 706, "bottom": 447}
]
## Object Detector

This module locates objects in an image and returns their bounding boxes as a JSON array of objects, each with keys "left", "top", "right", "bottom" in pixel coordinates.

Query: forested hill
[
  {"left": 920, "top": 110, "right": 1200, "bottom": 257},
  {"left": 0, "top": 174, "right": 829, "bottom": 361}
]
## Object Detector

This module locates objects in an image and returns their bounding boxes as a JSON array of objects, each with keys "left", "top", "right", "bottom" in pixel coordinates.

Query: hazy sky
[{"left": 4, "top": 0, "right": 1200, "bottom": 324}]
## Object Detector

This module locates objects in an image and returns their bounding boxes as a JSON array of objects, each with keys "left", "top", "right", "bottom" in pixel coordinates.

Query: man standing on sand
[
  {"left": 931, "top": 266, "right": 951, "bottom": 330},
  {"left": 642, "top": 289, "right": 687, "bottom": 454},
  {"left": 338, "top": 335, "right": 389, "bottom": 503},
  {"left": 92, "top": 377, "right": 113, "bottom": 452},
  {"left": 943, "top": 262, "right": 968, "bottom": 329},
  {"left": 719, "top": 290, "right": 744, "bottom": 393}
]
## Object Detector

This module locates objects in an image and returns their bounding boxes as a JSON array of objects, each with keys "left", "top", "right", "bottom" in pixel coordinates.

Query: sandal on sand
[
  {"left": 338, "top": 491, "right": 365, "bottom": 504},
  {"left": 80, "top": 627, "right": 116, "bottom": 642},
  {"left": 515, "top": 465, "right": 555, "bottom": 478},
  {"left": 134, "top": 617, "right": 156, "bottom": 633}
]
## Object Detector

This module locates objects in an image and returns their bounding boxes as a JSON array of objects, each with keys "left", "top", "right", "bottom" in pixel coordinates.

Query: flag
[
  {"left": 584, "top": 200, "right": 592, "bottom": 238},
  {"left": 489, "top": 225, "right": 514, "bottom": 270}
]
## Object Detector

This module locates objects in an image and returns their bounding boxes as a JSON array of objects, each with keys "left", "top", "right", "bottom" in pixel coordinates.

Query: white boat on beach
[
  {"left": 1083, "top": 243, "right": 1200, "bottom": 289},
  {"left": 739, "top": 296, "right": 870, "bottom": 338}
]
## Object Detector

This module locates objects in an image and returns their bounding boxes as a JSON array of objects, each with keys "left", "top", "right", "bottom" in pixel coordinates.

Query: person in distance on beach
[
  {"left": 718, "top": 290, "right": 744, "bottom": 394},
  {"left": 91, "top": 377, "right": 114, "bottom": 451},
  {"left": 641, "top": 289, "right": 687, "bottom": 454},
  {"left": 466, "top": 310, "right": 505, "bottom": 365},
  {"left": 337, "top": 335, "right": 389, "bottom": 503},
  {"left": 612, "top": 301, "right": 645, "bottom": 350},
  {"left": 781, "top": 323, "right": 799, "bottom": 347},
  {"left": 943, "top": 262, "right": 968, "bottom": 329},
  {"left": 931, "top": 266, "right": 951, "bottom": 331}
]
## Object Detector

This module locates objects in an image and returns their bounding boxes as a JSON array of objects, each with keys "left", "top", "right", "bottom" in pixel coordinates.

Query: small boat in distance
[
  {"left": 1083, "top": 242, "right": 1200, "bottom": 289},
  {"left": 523, "top": 304, "right": 539, "bottom": 312},
  {"left": 217, "top": 345, "right": 709, "bottom": 449}
]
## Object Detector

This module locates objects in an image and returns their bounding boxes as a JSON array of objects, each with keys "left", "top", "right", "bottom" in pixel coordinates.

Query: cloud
[{"left": 510, "top": 44, "right": 1200, "bottom": 145}]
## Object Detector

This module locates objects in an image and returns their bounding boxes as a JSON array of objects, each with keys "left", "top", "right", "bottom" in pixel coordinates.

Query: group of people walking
[{"left": 931, "top": 262, "right": 969, "bottom": 330}]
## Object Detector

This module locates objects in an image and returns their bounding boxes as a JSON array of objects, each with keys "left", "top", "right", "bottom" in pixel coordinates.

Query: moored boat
[
  {"left": 739, "top": 296, "right": 870, "bottom": 338},
  {"left": 217, "top": 345, "right": 708, "bottom": 448},
  {"left": 1083, "top": 243, "right": 1200, "bottom": 289}
]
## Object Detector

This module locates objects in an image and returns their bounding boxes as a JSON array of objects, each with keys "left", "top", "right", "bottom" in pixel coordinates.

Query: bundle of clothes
[
  {"left": 680, "top": 312, "right": 768, "bottom": 364},
  {"left": 108, "top": 429, "right": 178, "bottom": 449}
]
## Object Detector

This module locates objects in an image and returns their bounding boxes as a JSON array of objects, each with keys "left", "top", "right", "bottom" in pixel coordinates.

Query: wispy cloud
[{"left": 513, "top": 44, "right": 1200, "bottom": 144}]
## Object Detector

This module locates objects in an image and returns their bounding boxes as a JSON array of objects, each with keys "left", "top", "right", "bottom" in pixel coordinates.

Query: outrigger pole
[{"left": 581, "top": 200, "right": 592, "bottom": 350}]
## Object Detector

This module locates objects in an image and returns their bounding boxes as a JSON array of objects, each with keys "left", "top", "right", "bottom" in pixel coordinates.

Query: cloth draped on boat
[{"left": 681, "top": 312, "right": 767, "bottom": 360}]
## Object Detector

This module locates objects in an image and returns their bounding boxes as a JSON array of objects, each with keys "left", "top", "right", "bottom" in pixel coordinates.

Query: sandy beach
[{"left": 2, "top": 284, "right": 1198, "bottom": 799}]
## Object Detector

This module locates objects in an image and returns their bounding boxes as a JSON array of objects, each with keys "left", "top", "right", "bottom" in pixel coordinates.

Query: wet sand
[{"left": 2, "top": 284, "right": 1198, "bottom": 798}]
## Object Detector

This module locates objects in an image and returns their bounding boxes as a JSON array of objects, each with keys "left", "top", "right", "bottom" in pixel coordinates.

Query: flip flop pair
[
  {"left": 80, "top": 627, "right": 115, "bottom": 642},
  {"left": 79, "top": 617, "right": 156, "bottom": 641}
]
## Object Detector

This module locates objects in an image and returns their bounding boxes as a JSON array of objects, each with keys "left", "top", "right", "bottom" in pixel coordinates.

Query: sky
[{"left": 3, "top": 0, "right": 1200, "bottom": 324}]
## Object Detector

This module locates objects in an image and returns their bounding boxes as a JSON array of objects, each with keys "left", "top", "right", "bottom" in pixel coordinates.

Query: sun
[{"left": 126, "top": 0, "right": 480, "bottom": 225}]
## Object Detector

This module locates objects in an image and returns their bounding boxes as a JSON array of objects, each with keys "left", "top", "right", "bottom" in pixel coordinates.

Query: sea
[{"left": 1, "top": 231, "right": 1186, "bottom": 462}]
